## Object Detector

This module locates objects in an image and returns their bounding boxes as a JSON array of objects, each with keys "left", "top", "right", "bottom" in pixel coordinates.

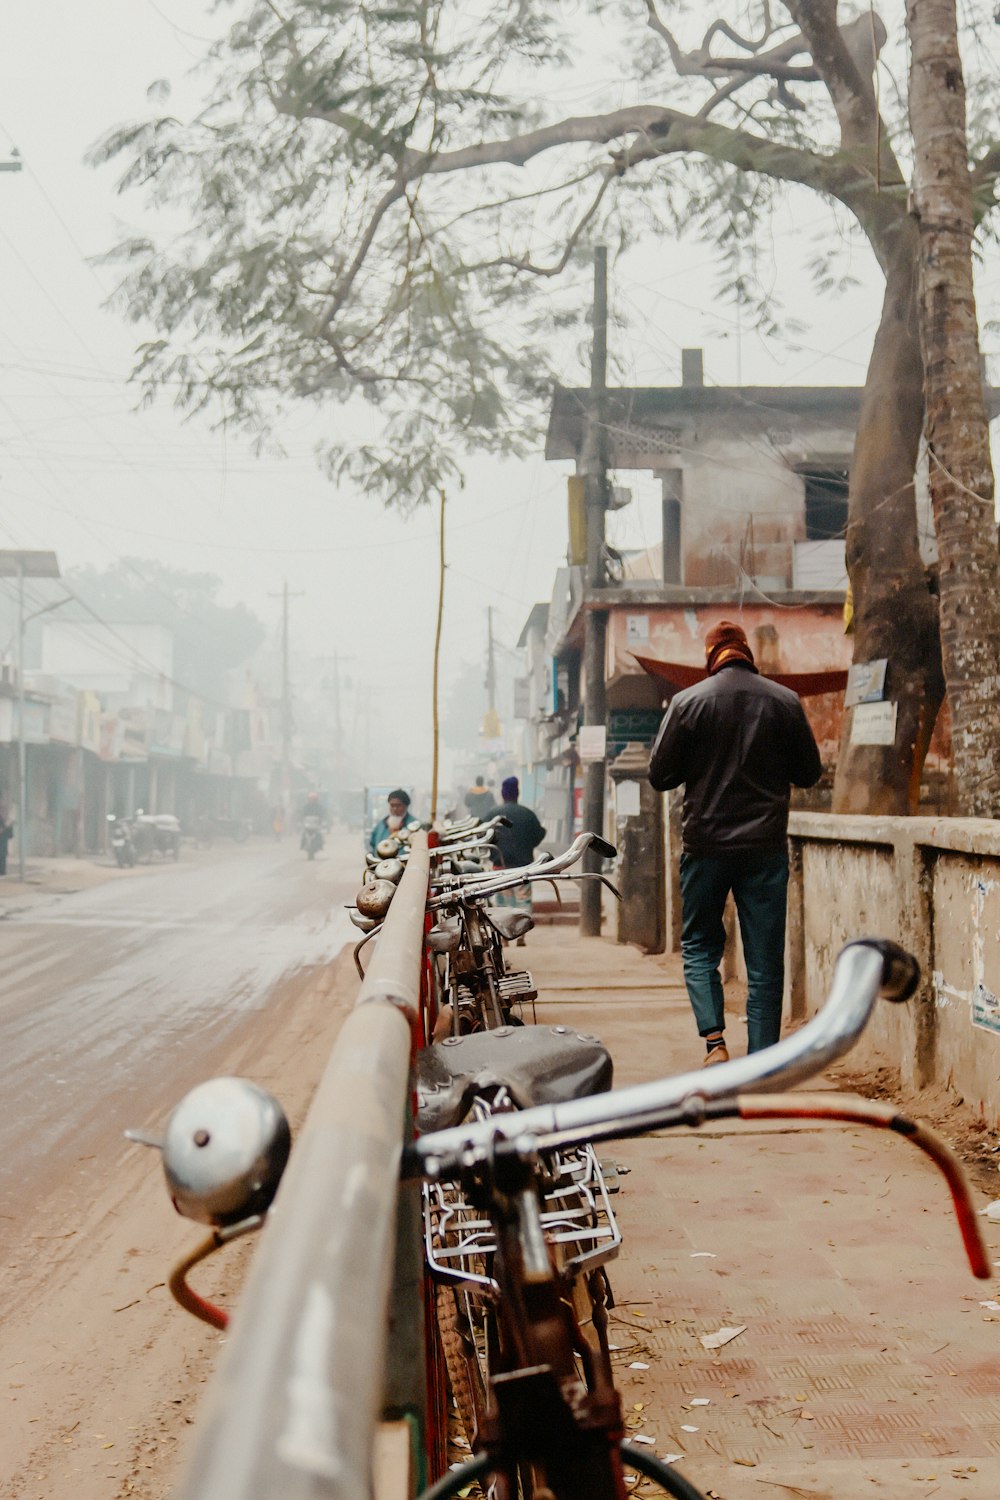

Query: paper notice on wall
[
  {"left": 579, "top": 725, "right": 607, "bottom": 762},
  {"left": 617, "top": 780, "right": 641, "bottom": 818},
  {"left": 972, "top": 981, "right": 1000, "bottom": 1036},
  {"left": 849, "top": 700, "right": 897, "bottom": 746},
  {"left": 626, "top": 614, "right": 650, "bottom": 645},
  {"left": 844, "top": 658, "right": 888, "bottom": 708}
]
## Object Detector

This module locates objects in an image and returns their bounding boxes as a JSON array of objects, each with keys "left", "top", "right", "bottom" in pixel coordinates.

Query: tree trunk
[
  {"left": 908, "top": 0, "right": 1000, "bottom": 817},
  {"left": 832, "top": 224, "right": 945, "bottom": 814}
]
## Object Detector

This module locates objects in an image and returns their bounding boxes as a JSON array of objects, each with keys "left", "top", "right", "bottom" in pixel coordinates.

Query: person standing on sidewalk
[
  {"left": 0, "top": 789, "right": 11, "bottom": 876},
  {"left": 486, "top": 776, "right": 545, "bottom": 924},
  {"left": 648, "top": 621, "right": 822, "bottom": 1065},
  {"left": 464, "top": 775, "right": 494, "bottom": 822}
]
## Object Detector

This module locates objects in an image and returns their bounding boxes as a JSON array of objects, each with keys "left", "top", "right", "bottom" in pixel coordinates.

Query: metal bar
[{"left": 177, "top": 834, "right": 431, "bottom": 1500}]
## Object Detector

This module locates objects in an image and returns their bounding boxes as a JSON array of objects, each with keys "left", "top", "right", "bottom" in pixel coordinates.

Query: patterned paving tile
[{"left": 764, "top": 1352, "right": 931, "bottom": 1396}]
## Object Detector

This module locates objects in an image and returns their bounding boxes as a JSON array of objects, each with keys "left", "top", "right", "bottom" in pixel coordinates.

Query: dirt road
[
  {"left": 0, "top": 832, "right": 363, "bottom": 1500},
  {"left": 6, "top": 846, "right": 998, "bottom": 1500}
]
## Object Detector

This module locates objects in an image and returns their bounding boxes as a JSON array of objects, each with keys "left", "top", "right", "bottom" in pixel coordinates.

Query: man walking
[
  {"left": 648, "top": 621, "right": 821, "bottom": 1064},
  {"left": 464, "top": 775, "right": 495, "bottom": 822},
  {"left": 487, "top": 776, "right": 545, "bottom": 929}
]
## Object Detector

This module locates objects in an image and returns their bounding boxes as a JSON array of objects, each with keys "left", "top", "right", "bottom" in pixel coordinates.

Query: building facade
[{"left": 515, "top": 353, "right": 949, "bottom": 947}]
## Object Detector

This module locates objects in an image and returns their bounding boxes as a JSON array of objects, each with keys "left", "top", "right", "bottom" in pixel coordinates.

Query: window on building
[{"left": 799, "top": 463, "right": 849, "bottom": 540}]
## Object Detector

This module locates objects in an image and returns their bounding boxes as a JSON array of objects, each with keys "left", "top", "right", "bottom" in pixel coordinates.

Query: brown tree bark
[
  {"left": 832, "top": 224, "right": 945, "bottom": 813},
  {"left": 908, "top": 0, "right": 1000, "bottom": 817}
]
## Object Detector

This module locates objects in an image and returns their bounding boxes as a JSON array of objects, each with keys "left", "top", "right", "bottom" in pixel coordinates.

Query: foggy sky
[{"left": 1, "top": 1, "right": 998, "bottom": 786}]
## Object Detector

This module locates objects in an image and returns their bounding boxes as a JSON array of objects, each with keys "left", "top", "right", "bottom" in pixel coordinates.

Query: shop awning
[{"left": 632, "top": 653, "right": 848, "bottom": 699}]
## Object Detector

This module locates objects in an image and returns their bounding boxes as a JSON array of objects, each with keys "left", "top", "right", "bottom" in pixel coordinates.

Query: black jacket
[
  {"left": 648, "top": 664, "right": 822, "bottom": 856},
  {"left": 486, "top": 801, "right": 546, "bottom": 869}
]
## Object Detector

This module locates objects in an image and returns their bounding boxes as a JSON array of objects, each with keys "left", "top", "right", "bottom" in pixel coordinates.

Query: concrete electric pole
[
  {"left": 579, "top": 247, "right": 610, "bottom": 937},
  {"left": 481, "top": 606, "right": 502, "bottom": 741},
  {"left": 269, "top": 581, "right": 304, "bottom": 802}
]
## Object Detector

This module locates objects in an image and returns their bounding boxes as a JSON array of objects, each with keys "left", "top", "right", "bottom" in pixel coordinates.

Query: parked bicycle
[
  {"left": 404, "top": 939, "right": 989, "bottom": 1500},
  {"left": 127, "top": 846, "right": 989, "bottom": 1500},
  {"left": 422, "top": 830, "right": 618, "bottom": 1038}
]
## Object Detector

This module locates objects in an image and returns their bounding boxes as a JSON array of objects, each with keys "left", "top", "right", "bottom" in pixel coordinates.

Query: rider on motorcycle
[{"left": 300, "top": 791, "right": 325, "bottom": 853}]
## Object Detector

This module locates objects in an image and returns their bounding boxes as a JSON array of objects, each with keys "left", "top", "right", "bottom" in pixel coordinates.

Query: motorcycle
[
  {"left": 107, "top": 813, "right": 137, "bottom": 868},
  {"left": 301, "top": 814, "right": 324, "bottom": 861}
]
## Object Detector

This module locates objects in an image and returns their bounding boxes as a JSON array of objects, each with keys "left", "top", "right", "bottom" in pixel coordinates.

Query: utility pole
[
  {"left": 481, "top": 606, "right": 501, "bottom": 740},
  {"left": 579, "top": 247, "right": 610, "bottom": 937},
  {"left": 0, "top": 550, "right": 60, "bottom": 881},
  {"left": 269, "top": 581, "right": 304, "bottom": 803},
  {"left": 486, "top": 606, "right": 497, "bottom": 715}
]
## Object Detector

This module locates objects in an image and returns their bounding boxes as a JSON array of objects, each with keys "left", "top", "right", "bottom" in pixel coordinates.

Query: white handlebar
[{"left": 403, "top": 941, "right": 916, "bottom": 1178}]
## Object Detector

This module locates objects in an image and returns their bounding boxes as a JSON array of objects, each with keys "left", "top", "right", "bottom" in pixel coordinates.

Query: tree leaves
[{"left": 92, "top": 2, "right": 1000, "bottom": 510}]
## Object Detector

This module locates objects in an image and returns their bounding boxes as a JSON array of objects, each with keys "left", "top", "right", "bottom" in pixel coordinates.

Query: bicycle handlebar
[
  {"left": 736, "top": 1092, "right": 990, "bottom": 1278},
  {"left": 427, "top": 830, "right": 616, "bottom": 909},
  {"left": 403, "top": 940, "right": 918, "bottom": 1176}
]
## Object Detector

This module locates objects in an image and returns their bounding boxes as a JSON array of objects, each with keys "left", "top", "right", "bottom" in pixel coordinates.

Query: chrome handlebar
[
  {"left": 402, "top": 940, "right": 918, "bottom": 1179},
  {"left": 427, "top": 831, "right": 617, "bottom": 909}
]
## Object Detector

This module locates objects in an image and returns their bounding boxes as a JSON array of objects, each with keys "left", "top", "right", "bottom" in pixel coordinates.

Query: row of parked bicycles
[{"left": 129, "top": 816, "right": 991, "bottom": 1500}]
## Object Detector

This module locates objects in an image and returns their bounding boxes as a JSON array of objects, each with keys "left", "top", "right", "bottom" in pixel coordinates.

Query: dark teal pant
[{"left": 679, "top": 849, "right": 789, "bottom": 1053}]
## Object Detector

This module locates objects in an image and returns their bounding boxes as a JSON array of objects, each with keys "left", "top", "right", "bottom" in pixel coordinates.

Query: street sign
[
  {"left": 844, "top": 658, "right": 888, "bottom": 708},
  {"left": 0, "top": 550, "right": 60, "bottom": 578},
  {"left": 850, "top": 700, "right": 897, "bottom": 745},
  {"left": 579, "top": 724, "right": 607, "bottom": 762}
]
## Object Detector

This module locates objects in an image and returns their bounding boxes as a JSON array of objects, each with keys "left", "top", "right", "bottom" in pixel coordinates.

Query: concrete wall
[
  {"left": 609, "top": 602, "right": 850, "bottom": 761},
  {"left": 787, "top": 812, "right": 1000, "bottom": 1121}
]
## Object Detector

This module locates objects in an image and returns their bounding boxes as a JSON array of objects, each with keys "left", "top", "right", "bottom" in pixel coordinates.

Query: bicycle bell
[
  {"left": 159, "top": 1077, "right": 291, "bottom": 1227},
  {"left": 375, "top": 837, "right": 401, "bottom": 859},
  {"left": 373, "top": 857, "right": 404, "bottom": 884},
  {"left": 356, "top": 878, "right": 397, "bottom": 920},
  {"left": 349, "top": 909, "right": 379, "bottom": 932}
]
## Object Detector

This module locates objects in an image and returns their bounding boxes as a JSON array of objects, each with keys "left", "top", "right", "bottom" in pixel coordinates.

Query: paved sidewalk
[{"left": 523, "top": 926, "right": 1000, "bottom": 1499}]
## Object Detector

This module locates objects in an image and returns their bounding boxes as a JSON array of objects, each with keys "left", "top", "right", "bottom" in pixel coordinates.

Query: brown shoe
[{"left": 703, "top": 1043, "right": 730, "bottom": 1066}]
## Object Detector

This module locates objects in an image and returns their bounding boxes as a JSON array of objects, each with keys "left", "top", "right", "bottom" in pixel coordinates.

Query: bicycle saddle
[
  {"left": 415, "top": 1026, "right": 613, "bottom": 1134},
  {"left": 485, "top": 908, "right": 534, "bottom": 941},
  {"left": 427, "top": 918, "right": 462, "bottom": 954}
]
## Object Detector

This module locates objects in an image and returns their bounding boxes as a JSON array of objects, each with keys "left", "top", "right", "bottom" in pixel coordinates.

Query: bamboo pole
[{"left": 430, "top": 488, "right": 446, "bottom": 823}]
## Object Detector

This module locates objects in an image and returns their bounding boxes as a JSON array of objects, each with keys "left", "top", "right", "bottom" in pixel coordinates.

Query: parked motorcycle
[
  {"left": 107, "top": 813, "right": 137, "bottom": 868},
  {"left": 301, "top": 814, "right": 324, "bottom": 861}
]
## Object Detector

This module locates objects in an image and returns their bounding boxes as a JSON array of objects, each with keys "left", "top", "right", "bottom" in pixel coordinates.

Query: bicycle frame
[{"left": 412, "top": 940, "right": 990, "bottom": 1500}]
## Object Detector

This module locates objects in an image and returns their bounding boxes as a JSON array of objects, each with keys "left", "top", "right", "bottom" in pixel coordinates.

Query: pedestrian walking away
[
  {"left": 464, "top": 775, "right": 494, "bottom": 822},
  {"left": 0, "top": 788, "right": 13, "bottom": 877},
  {"left": 486, "top": 776, "right": 545, "bottom": 931},
  {"left": 648, "top": 621, "right": 822, "bottom": 1064}
]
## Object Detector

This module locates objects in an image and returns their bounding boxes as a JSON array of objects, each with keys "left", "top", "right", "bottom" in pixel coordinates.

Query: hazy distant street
[{"left": 0, "top": 831, "right": 359, "bottom": 1210}]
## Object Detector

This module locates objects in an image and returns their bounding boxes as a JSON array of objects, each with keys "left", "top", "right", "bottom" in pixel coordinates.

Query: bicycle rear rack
[{"left": 422, "top": 1142, "right": 622, "bottom": 1290}]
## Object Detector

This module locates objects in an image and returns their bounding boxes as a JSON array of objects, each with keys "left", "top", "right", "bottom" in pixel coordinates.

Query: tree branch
[
  {"left": 644, "top": 0, "right": 814, "bottom": 85},
  {"left": 282, "top": 98, "right": 401, "bottom": 160},
  {"left": 397, "top": 101, "right": 869, "bottom": 213},
  {"left": 783, "top": 1, "right": 886, "bottom": 152},
  {"left": 311, "top": 86, "right": 905, "bottom": 341},
  {"left": 471, "top": 169, "right": 615, "bottom": 277},
  {"left": 313, "top": 179, "right": 406, "bottom": 333},
  {"left": 402, "top": 104, "right": 677, "bottom": 177},
  {"left": 644, "top": 0, "right": 786, "bottom": 75}
]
